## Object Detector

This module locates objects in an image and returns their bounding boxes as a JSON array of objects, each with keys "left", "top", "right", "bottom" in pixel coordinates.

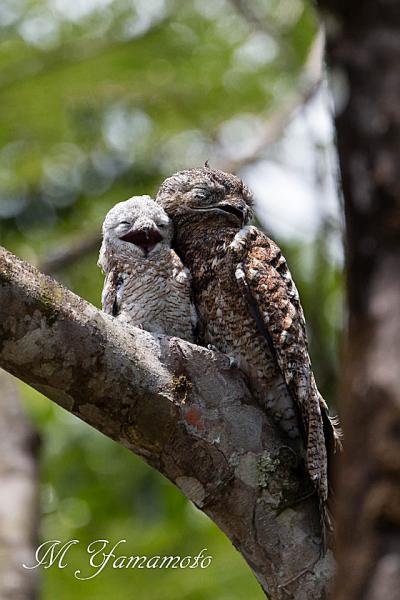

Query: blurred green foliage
[{"left": 0, "top": 0, "right": 343, "bottom": 598}]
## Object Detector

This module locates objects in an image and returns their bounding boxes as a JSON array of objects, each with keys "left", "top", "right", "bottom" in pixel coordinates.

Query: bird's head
[
  {"left": 156, "top": 167, "right": 253, "bottom": 232},
  {"left": 98, "top": 195, "right": 173, "bottom": 271}
]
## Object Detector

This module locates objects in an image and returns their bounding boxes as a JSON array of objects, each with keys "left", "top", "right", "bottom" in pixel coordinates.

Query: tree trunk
[
  {"left": 0, "top": 246, "right": 335, "bottom": 599},
  {"left": 0, "top": 370, "right": 39, "bottom": 600},
  {"left": 318, "top": 2, "right": 400, "bottom": 598}
]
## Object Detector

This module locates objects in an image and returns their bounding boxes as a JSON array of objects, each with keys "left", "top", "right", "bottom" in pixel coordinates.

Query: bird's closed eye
[
  {"left": 192, "top": 187, "right": 211, "bottom": 200},
  {"left": 120, "top": 221, "right": 131, "bottom": 226}
]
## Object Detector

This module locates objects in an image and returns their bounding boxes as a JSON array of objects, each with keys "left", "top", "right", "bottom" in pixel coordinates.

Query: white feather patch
[
  {"left": 235, "top": 265, "right": 245, "bottom": 282},
  {"left": 229, "top": 225, "right": 254, "bottom": 251}
]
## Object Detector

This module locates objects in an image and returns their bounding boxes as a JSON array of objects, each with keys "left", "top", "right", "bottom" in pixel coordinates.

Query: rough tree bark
[
  {"left": 318, "top": 2, "right": 400, "bottom": 599},
  {"left": 0, "top": 246, "right": 335, "bottom": 599},
  {"left": 0, "top": 370, "right": 39, "bottom": 600}
]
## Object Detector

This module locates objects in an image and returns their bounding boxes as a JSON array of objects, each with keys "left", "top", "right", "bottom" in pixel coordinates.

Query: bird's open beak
[{"left": 120, "top": 226, "right": 163, "bottom": 254}]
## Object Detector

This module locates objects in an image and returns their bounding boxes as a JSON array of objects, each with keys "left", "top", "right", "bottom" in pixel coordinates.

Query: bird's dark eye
[{"left": 159, "top": 223, "right": 167, "bottom": 228}]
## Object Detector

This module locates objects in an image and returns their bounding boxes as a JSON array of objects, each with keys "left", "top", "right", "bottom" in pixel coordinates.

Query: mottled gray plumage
[
  {"left": 156, "top": 167, "right": 341, "bottom": 533},
  {"left": 98, "top": 195, "right": 197, "bottom": 341}
]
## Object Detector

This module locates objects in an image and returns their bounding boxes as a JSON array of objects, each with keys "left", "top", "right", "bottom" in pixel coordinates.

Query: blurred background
[{"left": 0, "top": 0, "right": 343, "bottom": 598}]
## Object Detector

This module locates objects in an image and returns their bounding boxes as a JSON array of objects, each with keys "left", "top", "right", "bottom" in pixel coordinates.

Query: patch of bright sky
[
  {"left": 49, "top": 0, "right": 114, "bottom": 22},
  {"left": 18, "top": 10, "right": 60, "bottom": 49},
  {"left": 0, "top": 0, "right": 26, "bottom": 27},
  {"left": 121, "top": 0, "right": 167, "bottom": 40},
  {"left": 234, "top": 32, "right": 278, "bottom": 69},
  {"left": 102, "top": 106, "right": 153, "bottom": 157},
  {"left": 242, "top": 86, "right": 343, "bottom": 260},
  {"left": 219, "top": 114, "right": 267, "bottom": 161}
]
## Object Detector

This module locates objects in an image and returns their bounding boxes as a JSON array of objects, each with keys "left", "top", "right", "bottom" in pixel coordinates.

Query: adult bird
[{"left": 156, "top": 166, "right": 341, "bottom": 537}]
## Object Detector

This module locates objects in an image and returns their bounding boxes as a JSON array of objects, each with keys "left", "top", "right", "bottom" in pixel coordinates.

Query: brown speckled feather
[{"left": 231, "top": 226, "right": 341, "bottom": 507}]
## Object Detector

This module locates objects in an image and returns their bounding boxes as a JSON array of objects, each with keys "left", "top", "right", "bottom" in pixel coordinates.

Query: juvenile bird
[
  {"left": 156, "top": 167, "right": 341, "bottom": 535},
  {"left": 98, "top": 195, "right": 197, "bottom": 341}
]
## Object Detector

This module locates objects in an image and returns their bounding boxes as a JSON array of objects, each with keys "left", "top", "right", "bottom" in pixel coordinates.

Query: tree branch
[{"left": 0, "top": 246, "right": 334, "bottom": 599}]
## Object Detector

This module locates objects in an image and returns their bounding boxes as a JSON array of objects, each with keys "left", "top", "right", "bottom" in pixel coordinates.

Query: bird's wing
[
  {"left": 101, "top": 268, "right": 124, "bottom": 317},
  {"left": 233, "top": 229, "right": 341, "bottom": 497}
]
